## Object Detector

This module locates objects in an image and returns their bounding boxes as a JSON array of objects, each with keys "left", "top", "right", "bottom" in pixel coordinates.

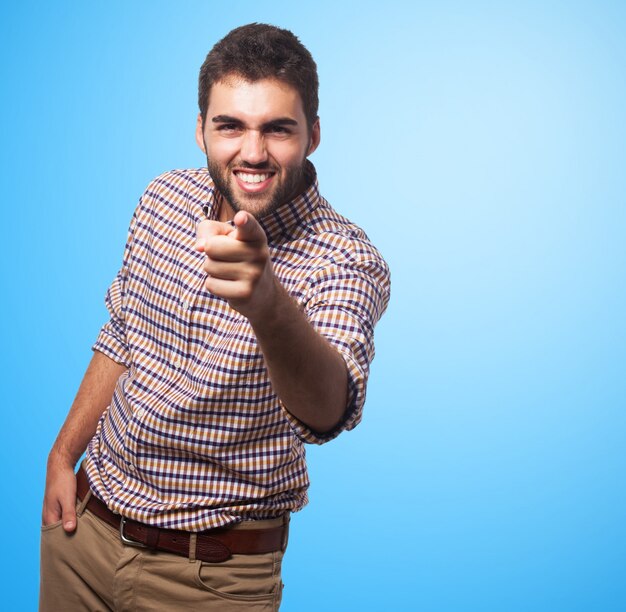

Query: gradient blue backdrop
[{"left": 2, "top": 1, "right": 625, "bottom": 610}]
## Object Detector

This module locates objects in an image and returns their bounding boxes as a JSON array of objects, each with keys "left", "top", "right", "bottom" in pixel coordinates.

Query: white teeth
[{"left": 237, "top": 172, "right": 270, "bottom": 184}]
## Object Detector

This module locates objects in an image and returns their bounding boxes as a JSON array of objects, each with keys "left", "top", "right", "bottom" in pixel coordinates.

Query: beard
[{"left": 206, "top": 156, "right": 308, "bottom": 220}]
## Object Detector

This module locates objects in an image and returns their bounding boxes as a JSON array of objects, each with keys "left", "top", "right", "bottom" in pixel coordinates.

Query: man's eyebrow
[
  {"left": 212, "top": 115, "right": 243, "bottom": 124},
  {"left": 262, "top": 118, "right": 298, "bottom": 128}
]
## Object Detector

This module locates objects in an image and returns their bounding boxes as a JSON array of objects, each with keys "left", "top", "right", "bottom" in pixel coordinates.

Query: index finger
[{"left": 232, "top": 211, "right": 267, "bottom": 243}]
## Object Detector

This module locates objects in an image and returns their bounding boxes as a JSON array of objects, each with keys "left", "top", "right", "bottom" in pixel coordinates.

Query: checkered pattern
[{"left": 84, "top": 164, "right": 390, "bottom": 531}]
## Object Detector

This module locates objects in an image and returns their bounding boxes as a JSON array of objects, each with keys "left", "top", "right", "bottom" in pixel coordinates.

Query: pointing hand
[{"left": 195, "top": 211, "right": 278, "bottom": 320}]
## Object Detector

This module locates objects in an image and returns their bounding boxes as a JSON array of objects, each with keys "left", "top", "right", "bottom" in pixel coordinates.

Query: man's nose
[{"left": 240, "top": 130, "right": 268, "bottom": 165}]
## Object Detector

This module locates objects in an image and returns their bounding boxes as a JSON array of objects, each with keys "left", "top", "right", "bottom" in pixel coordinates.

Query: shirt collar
[{"left": 202, "top": 161, "right": 320, "bottom": 245}]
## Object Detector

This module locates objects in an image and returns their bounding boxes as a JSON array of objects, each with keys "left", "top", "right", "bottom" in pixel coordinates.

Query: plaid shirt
[{"left": 84, "top": 164, "right": 390, "bottom": 531}]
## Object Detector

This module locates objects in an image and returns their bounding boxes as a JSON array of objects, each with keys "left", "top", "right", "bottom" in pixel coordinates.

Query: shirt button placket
[
  {"left": 174, "top": 296, "right": 194, "bottom": 370},
  {"left": 122, "top": 386, "right": 142, "bottom": 484}
]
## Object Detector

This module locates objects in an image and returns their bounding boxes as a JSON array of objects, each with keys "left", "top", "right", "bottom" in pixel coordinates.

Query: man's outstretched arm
[
  {"left": 196, "top": 211, "right": 347, "bottom": 434},
  {"left": 250, "top": 280, "right": 348, "bottom": 434},
  {"left": 42, "top": 351, "right": 127, "bottom": 531}
]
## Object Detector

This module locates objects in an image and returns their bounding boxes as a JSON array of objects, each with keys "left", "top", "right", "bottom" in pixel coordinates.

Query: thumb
[
  {"left": 233, "top": 211, "right": 266, "bottom": 243},
  {"left": 59, "top": 479, "right": 77, "bottom": 532}
]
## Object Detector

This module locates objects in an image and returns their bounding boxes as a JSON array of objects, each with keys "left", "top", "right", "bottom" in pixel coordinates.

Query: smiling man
[
  {"left": 201, "top": 77, "right": 318, "bottom": 220},
  {"left": 40, "top": 24, "right": 390, "bottom": 611}
]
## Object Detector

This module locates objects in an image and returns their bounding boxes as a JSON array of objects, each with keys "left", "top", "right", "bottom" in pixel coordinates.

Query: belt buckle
[{"left": 119, "top": 517, "right": 148, "bottom": 548}]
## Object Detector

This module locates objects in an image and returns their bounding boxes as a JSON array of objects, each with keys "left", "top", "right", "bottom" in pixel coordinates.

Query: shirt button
[
  {"left": 135, "top": 408, "right": 145, "bottom": 418},
  {"left": 180, "top": 300, "right": 191, "bottom": 311},
  {"left": 172, "top": 358, "right": 182, "bottom": 368},
  {"left": 128, "top": 463, "right": 136, "bottom": 473}
]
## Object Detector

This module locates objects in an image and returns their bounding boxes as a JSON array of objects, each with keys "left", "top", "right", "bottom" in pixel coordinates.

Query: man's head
[
  {"left": 198, "top": 23, "right": 319, "bottom": 132},
  {"left": 196, "top": 24, "right": 321, "bottom": 220}
]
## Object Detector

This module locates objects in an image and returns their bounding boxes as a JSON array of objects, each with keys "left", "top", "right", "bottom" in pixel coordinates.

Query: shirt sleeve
[
  {"left": 282, "top": 255, "right": 391, "bottom": 445},
  {"left": 91, "top": 203, "right": 141, "bottom": 367}
]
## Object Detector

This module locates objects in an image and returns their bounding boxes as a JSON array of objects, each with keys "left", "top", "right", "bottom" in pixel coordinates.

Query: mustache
[{"left": 234, "top": 161, "right": 278, "bottom": 172}]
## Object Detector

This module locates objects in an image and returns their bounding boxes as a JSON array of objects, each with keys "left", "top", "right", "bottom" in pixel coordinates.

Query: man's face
[{"left": 196, "top": 76, "right": 320, "bottom": 221}]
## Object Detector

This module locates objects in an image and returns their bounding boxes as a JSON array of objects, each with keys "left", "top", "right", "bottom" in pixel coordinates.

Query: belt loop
[
  {"left": 282, "top": 513, "right": 290, "bottom": 551},
  {"left": 76, "top": 489, "right": 92, "bottom": 517},
  {"left": 188, "top": 533, "right": 197, "bottom": 562}
]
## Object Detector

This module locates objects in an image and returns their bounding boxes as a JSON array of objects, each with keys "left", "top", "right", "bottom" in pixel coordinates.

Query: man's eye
[
  {"left": 267, "top": 126, "right": 290, "bottom": 135},
  {"left": 217, "top": 124, "right": 241, "bottom": 133}
]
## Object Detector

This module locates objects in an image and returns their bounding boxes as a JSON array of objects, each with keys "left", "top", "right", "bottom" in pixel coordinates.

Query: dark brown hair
[{"left": 198, "top": 23, "right": 319, "bottom": 129}]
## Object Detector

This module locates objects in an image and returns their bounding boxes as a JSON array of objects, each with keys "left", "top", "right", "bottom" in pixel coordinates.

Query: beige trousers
[{"left": 40, "top": 494, "right": 285, "bottom": 611}]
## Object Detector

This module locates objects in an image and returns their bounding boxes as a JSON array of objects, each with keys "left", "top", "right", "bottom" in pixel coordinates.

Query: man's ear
[
  {"left": 307, "top": 118, "right": 321, "bottom": 156},
  {"left": 195, "top": 113, "right": 206, "bottom": 153}
]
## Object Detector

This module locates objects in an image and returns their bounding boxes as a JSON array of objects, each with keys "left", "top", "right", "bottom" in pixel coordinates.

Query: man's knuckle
[{"left": 203, "top": 241, "right": 216, "bottom": 257}]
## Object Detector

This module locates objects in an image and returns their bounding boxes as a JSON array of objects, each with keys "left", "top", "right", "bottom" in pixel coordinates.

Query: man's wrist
[
  {"left": 47, "top": 444, "right": 79, "bottom": 471},
  {"left": 245, "top": 277, "right": 293, "bottom": 332}
]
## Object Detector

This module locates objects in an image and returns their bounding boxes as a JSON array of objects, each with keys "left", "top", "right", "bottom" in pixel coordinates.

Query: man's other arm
[{"left": 42, "top": 351, "right": 127, "bottom": 531}]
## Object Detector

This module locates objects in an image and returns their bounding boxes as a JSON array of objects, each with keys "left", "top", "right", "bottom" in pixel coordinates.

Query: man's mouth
[
  {"left": 236, "top": 171, "right": 272, "bottom": 183},
  {"left": 233, "top": 170, "right": 276, "bottom": 192}
]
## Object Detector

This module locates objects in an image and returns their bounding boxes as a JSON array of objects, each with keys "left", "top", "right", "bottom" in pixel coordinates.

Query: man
[{"left": 41, "top": 23, "right": 390, "bottom": 611}]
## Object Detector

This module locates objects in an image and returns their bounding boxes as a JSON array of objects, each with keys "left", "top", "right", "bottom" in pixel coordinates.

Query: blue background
[{"left": 2, "top": 1, "right": 625, "bottom": 610}]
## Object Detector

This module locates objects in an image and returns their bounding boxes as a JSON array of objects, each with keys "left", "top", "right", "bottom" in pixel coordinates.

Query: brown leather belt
[{"left": 76, "top": 466, "right": 287, "bottom": 563}]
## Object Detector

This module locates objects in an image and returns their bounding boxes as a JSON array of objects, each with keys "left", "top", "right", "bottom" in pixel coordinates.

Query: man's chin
[{"left": 227, "top": 191, "right": 279, "bottom": 220}]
